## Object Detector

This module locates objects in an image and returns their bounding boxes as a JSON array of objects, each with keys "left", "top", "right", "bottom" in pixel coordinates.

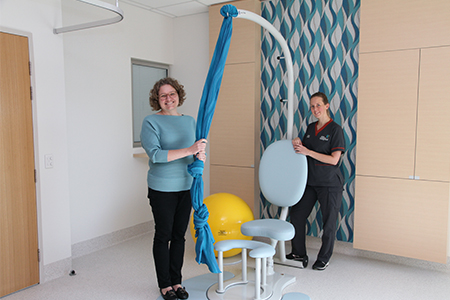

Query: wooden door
[{"left": 0, "top": 31, "right": 39, "bottom": 297}]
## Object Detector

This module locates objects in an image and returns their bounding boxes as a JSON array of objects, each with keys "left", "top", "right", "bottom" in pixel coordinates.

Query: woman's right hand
[
  {"left": 292, "top": 137, "right": 302, "bottom": 147},
  {"left": 190, "top": 139, "right": 207, "bottom": 155}
]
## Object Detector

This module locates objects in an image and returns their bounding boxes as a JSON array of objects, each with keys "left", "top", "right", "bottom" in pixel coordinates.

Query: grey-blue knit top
[{"left": 141, "top": 114, "right": 195, "bottom": 192}]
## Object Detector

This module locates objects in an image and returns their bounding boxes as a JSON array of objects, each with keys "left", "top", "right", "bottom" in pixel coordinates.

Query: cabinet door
[
  {"left": 356, "top": 50, "right": 419, "bottom": 178},
  {"left": 354, "top": 176, "right": 449, "bottom": 263},
  {"left": 210, "top": 165, "right": 255, "bottom": 211},
  {"left": 209, "top": 0, "right": 260, "bottom": 64},
  {"left": 210, "top": 63, "right": 257, "bottom": 168},
  {"left": 359, "top": 0, "right": 450, "bottom": 53},
  {"left": 415, "top": 47, "right": 450, "bottom": 182},
  {"left": 209, "top": 63, "right": 258, "bottom": 211},
  {"left": 209, "top": 0, "right": 260, "bottom": 212}
]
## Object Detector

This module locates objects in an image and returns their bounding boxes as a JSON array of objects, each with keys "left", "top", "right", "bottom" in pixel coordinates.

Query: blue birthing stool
[{"left": 208, "top": 140, "right": 309, "bottom": 300}]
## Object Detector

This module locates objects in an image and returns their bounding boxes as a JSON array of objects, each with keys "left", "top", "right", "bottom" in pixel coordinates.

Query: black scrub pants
[
  {"left": 148, "top": 188, "right": 192, "bottom": 289},
  {"left": 290, "top": 185, "right": 343, "bottom": 263}
]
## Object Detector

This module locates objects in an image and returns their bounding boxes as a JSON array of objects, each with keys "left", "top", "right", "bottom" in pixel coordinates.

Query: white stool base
[
  {"left": 273, "top": 256, "right": 308, "bottom": 269},
  {"left": 207, "top": 268, "right": 295, "bottom": 300}
]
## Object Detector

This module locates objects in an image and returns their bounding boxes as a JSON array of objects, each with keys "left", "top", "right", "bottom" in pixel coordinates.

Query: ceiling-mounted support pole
[
  {"left": 235, "top": 9, "right": 294, "bottom": 140},
  {"left": 54, "top": 0, "right": 124, "bottom": 34}
]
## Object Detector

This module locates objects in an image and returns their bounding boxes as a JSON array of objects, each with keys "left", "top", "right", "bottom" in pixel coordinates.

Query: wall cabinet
[
  {"left": 208, "top": 0, "right": 261, "bottom": 213},
  {"left": 354, "top": 0, "right": 450, "bottom": 263},
  {"left": 355, "top": 177, "right": 449, "bottom": 262},
  {"left": 415, "top": 47, "right": 450, "bottom": 182}
]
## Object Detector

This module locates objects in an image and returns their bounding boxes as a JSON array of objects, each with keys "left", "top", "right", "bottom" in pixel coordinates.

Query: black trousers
[
  {"left": 289, "top": 185, "right": 343, "bottom": 263},
  {"left": 148, "top": 188, "right": 192, "bottom": 289}
]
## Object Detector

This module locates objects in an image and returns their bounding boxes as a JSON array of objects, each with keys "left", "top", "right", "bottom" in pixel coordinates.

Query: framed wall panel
[
  {"left": 354, "top": 0, "right": 450, "bottom": 263},
  {"left": 354, "top": 176, "right": 449, "bottom": 263},
  {"left": 210, "top": 165, "right": 255, "bottom": 211},
  {"left": 209, "top": 0, "right": 260, "bottom": 213},
  {"left": 356, "top": 50, "right": 419, "bottom": 179},
  {"left": 415, "top": 47, "right": 450, "bottom": 182},
  {"left": 210, "top": 63, "right": 256, "bottom": 167},
  {"left": 209, "top": 0, "right": 261, "bottom": 64},
  {"left": 360, "top": 0, "right": 450, "bottom": 53}
]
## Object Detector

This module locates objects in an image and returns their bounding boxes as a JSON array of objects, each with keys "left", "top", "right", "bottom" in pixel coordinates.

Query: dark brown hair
[{"left": 149, "top": 77, "right": 186, "bottom": 111}]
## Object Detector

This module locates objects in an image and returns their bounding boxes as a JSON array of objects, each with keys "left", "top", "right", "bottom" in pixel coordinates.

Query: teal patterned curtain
[{"left": 260, "top": 0, "right": 360, "bottom": 243}]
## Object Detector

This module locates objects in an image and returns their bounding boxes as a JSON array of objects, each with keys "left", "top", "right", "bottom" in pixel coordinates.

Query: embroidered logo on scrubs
[{"left": 319, "top": 135, "right": 330, "bottom": 141}]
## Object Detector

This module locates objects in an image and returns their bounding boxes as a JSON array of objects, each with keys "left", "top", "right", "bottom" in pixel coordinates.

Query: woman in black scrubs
[{"left": 286, "top": 92, "right": 345, "bottom": 271}]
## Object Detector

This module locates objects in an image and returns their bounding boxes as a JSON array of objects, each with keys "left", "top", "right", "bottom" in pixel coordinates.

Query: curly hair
[{"left": 149, "top": 77, "right": 187, "bottom": 111}]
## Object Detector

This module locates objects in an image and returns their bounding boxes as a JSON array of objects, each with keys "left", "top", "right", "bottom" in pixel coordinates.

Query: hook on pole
[{"left": 235, "top": 9, "right": 294, "bottom": 140}]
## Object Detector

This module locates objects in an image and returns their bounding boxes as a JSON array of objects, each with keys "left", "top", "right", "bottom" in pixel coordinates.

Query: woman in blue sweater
[{"left": 141, "top": 77, "right": 206, "bottom": 300}]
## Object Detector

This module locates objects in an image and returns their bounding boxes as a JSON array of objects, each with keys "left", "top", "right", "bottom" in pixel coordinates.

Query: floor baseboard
[
  {"left": 71, "top": 221, "right": 154, "bottom": 259},
  {"left": 42, "top": 221, "right": 154, "bottom": 283}
]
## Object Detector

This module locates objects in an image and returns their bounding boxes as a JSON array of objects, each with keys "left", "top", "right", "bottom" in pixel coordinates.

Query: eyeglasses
[{"left": 159, "top": 91, "right": 178, "bottom": 100}]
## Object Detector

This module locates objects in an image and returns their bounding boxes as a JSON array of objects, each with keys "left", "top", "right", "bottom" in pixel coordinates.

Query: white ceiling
[{"left": 120, "top": 0, "right": 232, "bottom": 18}]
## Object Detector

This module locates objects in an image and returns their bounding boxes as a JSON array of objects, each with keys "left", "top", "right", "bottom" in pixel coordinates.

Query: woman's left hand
[
  {"left": 293, "top": 143, "right": 310, "bottom": 156},
  {"left": 196, "top": 150, "right": 207, "bottom": 162}
]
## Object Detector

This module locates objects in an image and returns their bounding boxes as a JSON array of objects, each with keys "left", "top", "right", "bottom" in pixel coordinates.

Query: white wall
[{"left": 62, "top": 0, "right": 170, "bottom": 246}]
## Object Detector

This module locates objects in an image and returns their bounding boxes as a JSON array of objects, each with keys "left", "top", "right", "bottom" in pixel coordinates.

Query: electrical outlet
[{"left": 45, "top": 154, "right": 53, "bottom": 169}]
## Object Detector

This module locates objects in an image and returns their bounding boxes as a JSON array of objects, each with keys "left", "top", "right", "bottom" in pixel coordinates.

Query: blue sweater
[{"left": 141, "top": 114, "right": 196, "bottom": 192}]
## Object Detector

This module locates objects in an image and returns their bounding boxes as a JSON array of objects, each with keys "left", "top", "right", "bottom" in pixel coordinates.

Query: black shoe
[
  {"left": 174, "top": 286, "right": 189, "bottom": 299},
  {"left": 312, "top": 260, "right": 329, "bottom": 270},
  {"left": 160, "top": 289, "right": 177, "bottom": 300},
  {"left": 286, "top": 253, "right": 308, "bottom": 268}
]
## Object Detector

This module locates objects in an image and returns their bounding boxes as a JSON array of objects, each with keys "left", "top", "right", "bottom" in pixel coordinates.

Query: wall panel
[
  {"left": 356, "top": 50, "right": 419, "bottom": 178},
  {"left": 415, "top": 46, "right": 450, "bottom": 182},
  {"left": 355, "top": 0, "right": 450, "bottom": 261},
  {"left": 210, "top": 63, "right": 256, "bottom": 167},
  {"left": 354, "top": 176, "right": 449, "bottom": 263},
  {"left": 209, "top": 0, "right": 260, "bottom": 213},
  {"left": 210, "top": 165, "right": 255, "bottom": 211},
  {"left": 360, "top": 0, "right": 450, "bottom": 53},
  {"left": 209, "top": 0, "right": 260, "bottom": 64}
]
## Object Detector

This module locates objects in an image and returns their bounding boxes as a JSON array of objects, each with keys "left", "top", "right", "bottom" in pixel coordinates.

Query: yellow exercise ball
[{"left": 190, "top": 193, "right": 254, "bottom": 258}]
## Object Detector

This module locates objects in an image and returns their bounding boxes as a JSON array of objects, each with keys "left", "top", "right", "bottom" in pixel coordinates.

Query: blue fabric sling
[{"left": 187, "top": 4, "right": 238, "bottom": 274}]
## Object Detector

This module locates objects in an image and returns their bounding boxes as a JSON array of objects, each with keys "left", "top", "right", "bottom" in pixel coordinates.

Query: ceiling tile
[
  {"left": 121, "top": 0, "right": 237, "bottom": 17},
  {"left": 198, "top": 0, "right": 231, "bottom": 6},
  {"left": 156, "top": 2, "right": 208, "bottom": 17},
  {"left": 127, "top": 0, "right": 190, "bottom": 8}
]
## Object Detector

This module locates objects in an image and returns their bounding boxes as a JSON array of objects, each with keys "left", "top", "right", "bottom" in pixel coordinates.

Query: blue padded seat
[
  {"left": 241, "top": 219, "right": 295, "bottom": 242},
  {"left": 214, "top": 239, "right": 275, "bottom": 259}
]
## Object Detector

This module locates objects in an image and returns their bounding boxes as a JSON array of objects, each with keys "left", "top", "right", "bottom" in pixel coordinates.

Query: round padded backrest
[{"left": 259, "top": 140, "right": 308, "bottom": 207}]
